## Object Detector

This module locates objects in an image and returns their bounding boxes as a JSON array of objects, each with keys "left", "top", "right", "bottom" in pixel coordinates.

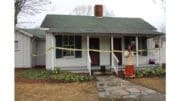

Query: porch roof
[
  {"left": 41, "top": 14, "right": 163, "bottom": 36},
  {"left": 20, "top": 28, "right": 46, "bottom": 39}
]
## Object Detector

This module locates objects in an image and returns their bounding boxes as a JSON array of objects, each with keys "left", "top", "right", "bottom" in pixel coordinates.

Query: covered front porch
[
  {"left": 85, "top": 34, "right": 164, "bottom": 75},
  {"left": 46, "top": 32, "right": 164, "bottom": 75},
  {"left": 40, "top": 14, "right": 165, "bottom": 75}
]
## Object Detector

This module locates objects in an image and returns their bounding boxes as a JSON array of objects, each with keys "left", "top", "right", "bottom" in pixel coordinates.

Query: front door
[
  {"left": 89, "top": 38, "right": 100, "bottom": 66},
  {"left": 113, "top": 38, "right": 122, "bottom": 65}
]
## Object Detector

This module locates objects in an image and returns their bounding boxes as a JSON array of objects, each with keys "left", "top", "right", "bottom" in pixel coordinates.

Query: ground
[
  {"left": 128, "top": 77, "right": 166, "bottom": 94},
  {"left": 15, "top": 69, "right": 99, "bottom": 101},
  {"left": 15, "top": 69, "right": 165, "bottom": 101},
  {"left": 16, "top": 82, "right": 98, "bottom": 101}
]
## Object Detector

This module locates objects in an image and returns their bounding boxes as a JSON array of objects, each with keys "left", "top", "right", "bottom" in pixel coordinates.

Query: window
[
  {"left": 55, "top": 35, "right": 82, "bottom": 58},
  {"left": 138, "top": 37, "right": 147, "bottom": 56},
  {"left": 125, "top": 37, "right": 136, "bottom": 51},
  {"left": 15, "top": 41, "right": 19, "bottom": 50},
  {"left": 154, "top": 37, "right": 159, "bottom": 48},
  {"left": 125, "top": 36, "right": 147, "bottom": 56},
  {"left": 62, "top": 36, "right": 75, "bottom": 56}
]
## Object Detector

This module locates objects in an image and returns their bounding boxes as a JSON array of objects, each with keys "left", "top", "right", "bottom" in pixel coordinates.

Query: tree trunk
[{"left": 15, "top": 11, "right": 18, "bottom": 25}]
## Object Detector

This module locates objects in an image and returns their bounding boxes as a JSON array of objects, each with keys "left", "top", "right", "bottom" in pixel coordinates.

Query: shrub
[
  {"left": 135, "top": 70, "right": 143, "bottom": 78},
  {"left": 135, "top": 67, "right": 165, "bottom": 78},
  {"left": 52, "top": 68, "right": 61, "bottom": 74}
]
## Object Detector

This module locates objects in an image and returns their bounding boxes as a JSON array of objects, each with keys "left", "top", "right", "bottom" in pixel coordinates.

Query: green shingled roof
[
  {"left": 22, "top": 29, "right": 46, "bottom": 39},
  {"left": 40, "top": 14, "right": 161, "bottom": 35}
]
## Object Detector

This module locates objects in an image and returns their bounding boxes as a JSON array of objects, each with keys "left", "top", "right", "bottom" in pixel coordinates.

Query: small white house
[
  {"left": 15, "top": 28, "right": 46, "bottom": 68},
  {"left": 38, "top": 5, "right": 165, "bottom": 74},
  {"left": 15, "top": 5, "right": 166, "bottom": 75}
]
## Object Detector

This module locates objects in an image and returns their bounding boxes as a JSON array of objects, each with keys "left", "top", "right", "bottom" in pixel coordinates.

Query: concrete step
[
  {"left": 60, "top": 67, "right": 87, "bottom": 71},
  {"left": 56, "top": 65, "right": 122, "bottom": 74},
  {"left": 59, "top": 66, "right": 88, "bottom": 73},
  {"left": 93, "top": 71, "right": 113, "bottom": 76}
]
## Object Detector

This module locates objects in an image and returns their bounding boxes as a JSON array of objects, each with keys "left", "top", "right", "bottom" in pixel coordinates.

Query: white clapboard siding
[
  {"left": 15, "top": 31, "right": 32, "bottom": 68},
  {"left": 31, "top": 40, "right": 37, "bottom": 67},
  {"left": 36, "top": 40, "right": 46, "bottom": 66}
]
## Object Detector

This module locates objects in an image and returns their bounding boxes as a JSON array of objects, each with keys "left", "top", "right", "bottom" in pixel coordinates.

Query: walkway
[{"left": 96, "top": 76, "right": 165, "bottom": 101}]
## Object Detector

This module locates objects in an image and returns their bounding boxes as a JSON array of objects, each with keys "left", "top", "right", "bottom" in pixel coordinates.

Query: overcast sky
[{"left": 17, "top": 0, "right": 165, "bottom": 32}]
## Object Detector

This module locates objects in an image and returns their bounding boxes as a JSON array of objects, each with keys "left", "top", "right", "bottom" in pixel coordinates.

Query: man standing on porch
[{"left": 124, "top": 45, "right": 135, "bottom": 78}]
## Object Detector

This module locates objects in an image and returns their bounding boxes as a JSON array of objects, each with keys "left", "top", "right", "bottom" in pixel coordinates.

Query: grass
[
  {"left": 20, "top": 69, "right": 48, "bottom": 80},
  {"left": 18, "top": 68, "right": 95, "bottom": 83},
  {"left": 15, "top": 69, "right": 99, "bottom": 101},
  {"left": 15, "top": 81, "right": 99, "bottom": 101},
  {"left": 129, "top": 76, "right": 166, "bottom": 94}
]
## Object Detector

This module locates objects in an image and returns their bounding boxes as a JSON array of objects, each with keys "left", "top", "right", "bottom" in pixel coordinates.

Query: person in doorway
[{"left": 124, "top": 45, "right": 135, "bottom": 78}]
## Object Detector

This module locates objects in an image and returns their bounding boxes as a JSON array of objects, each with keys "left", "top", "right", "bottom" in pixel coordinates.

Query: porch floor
[{"left": 96, "top": 76, "right": 165, "bottom": 101}]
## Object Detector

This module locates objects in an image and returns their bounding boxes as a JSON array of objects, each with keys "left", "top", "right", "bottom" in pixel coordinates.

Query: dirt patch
[
  {"left": 15, "top": 69, "right": 99, "bottom": 101},
  {"left": 128, "top": 77, "right": 166, "bottom": 94},
  {"left": 15, "top": 81, "right": 98, "bottom": 101}
]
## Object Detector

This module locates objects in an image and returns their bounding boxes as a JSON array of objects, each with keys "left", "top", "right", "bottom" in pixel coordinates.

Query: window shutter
[
  {"left": 75, "top": 36, "right": 82, "bottom": 58},
  {"left": 55, "top": 35, "right": 62, "bottom": 58},
  {"left": 142, "top": 37, "right": 147, "bottom": 56}
]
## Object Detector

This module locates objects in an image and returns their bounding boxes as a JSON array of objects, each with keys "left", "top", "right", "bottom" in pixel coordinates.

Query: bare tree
[
  {"left": 15, "top": 0, "right": 52, "bottom": 25},
  {"left": 152, "top": 0, "right": 165, "bottom": 11},
  {"left": 72, "top": 5, "right": 92, "bottom": 16},
  {"left": 103, "top": 7, "right": 115, "bottom": 17},
  {"left": 71, "top": 5, "right": 115, "bottom": 17},
  {"left": 152, "top": 0, "right": 166, "bottom": 32}
]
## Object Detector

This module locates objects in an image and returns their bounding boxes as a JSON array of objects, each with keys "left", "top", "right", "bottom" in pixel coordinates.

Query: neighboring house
[
  {"left": 39, "top": 5, "right": 165, "bottom": 74},
  {"left": 15, "top": 28, "right": 46, "bottom": 68}
]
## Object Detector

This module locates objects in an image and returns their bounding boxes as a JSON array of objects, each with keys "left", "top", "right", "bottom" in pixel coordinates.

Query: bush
[
  {"left": 135, "top": 67, "right": 165, "bottom": 78},
  {"left": 136, "top": 70, "right": 143, "bottom": 78}
]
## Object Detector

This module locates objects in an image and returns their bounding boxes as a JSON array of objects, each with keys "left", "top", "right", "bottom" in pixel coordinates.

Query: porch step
[
  {"left": 59, "top": 64, "right": 160, "bottom": 73},
  {"left": 58, "top": 66, "right": 88, "bottom": 73},
  {"left": 57, "top": 66, "right": 112, "bottom": 74},
  {"left": 93, "top": 71, "right": 113, "bottom": 76}
]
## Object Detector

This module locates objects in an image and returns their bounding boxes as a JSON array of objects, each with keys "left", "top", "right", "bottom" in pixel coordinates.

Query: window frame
[
  {"left": 61, "top": 35, "right": 75, "bottom": 57},
  {"left": 138, "top": 37, "right": 147, "bottom": 56},
  {"left": 124, "top": 36, "right": 147, "bottom": 56},
  {"left": 15, "top": 40, "right": 20, "bottom": 51}
]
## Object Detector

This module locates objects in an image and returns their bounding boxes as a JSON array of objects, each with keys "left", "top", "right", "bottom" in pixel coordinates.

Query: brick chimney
[{"left": 94, "top": 5, "right": 103, "bottom": 17}]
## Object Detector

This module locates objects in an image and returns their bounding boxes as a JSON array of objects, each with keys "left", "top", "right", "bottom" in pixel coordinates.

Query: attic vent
[{"left": 94, "top": 5, "right": 103, "bottom": 17}]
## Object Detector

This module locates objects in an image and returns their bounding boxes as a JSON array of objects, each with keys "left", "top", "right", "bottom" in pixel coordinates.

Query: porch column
[
  {"left": 136, "top": 36, "right": 139, "bottom": 67},
  {"left": 121, "top": 36, "right": 125, "bottom": 66},
  {"left": 87, "top": 35, "right": 89, "bottom": 55},
  {"left": 159, "top": 36, "right": 161, "bottom": 66},
  {"left": 87, "top": 35, "right": 91, "bottom": 75},
  {"left": 46, "top": 33, "right": 55, "bottom": 70},
  {"left": 111, "top": 36, "right": 114, "bottom": 67}
]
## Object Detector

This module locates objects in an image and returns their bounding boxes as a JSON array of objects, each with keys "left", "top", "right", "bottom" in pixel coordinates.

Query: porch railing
[
  {"left": 87, "top": 54, "right": 92, "bottom": 75},
  {"left": 112, "top": 53, "right": 119, "bottom": 75}
]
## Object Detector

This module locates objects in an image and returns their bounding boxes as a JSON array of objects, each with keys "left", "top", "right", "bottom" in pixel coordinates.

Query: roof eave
[
  {"left": 16, "top": 28, "right": 34, "bottom": 37},
  {"left": 40, "top": 27, "right": 50, "bottom": 31}
]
